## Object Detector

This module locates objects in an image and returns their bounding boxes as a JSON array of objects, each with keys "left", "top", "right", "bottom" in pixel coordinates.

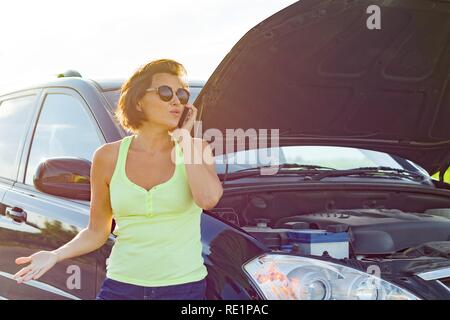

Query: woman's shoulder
[
  {"left": 92, "top": 139, "right": 123, "bottom": 185},
  {"left": 95, "top": 140, "right": 122, "bottom": 161}
]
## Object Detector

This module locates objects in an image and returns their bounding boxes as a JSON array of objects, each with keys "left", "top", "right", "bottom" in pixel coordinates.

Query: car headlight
[{"left": 243, "top": 254, "right": 420, "bottom": 300}]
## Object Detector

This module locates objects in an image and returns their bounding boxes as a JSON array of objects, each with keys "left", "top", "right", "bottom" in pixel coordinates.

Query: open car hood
[{"left": 195, "top": 0, "right": 450, "bottom": 175}]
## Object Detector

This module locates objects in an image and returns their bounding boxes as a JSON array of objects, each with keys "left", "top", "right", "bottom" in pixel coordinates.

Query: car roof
[{"left": 0, "top": 77, "right": 101, "bottom": 98}]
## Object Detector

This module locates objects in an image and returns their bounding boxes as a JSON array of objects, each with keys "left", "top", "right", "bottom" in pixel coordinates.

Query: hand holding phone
[
  {"left": 172, "top": 104, "right": 198, "bottom": 145},
  {"left": 177, "top": 107, "right": 189, "bottom": 128}
]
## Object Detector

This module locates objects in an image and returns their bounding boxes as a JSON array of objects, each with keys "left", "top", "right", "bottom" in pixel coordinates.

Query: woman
[{"left": 12, "top": 59, "right": 223, "bottom": 300}]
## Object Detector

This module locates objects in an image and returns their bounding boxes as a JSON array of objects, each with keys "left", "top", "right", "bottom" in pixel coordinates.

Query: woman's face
[{"left": 138, "top": 72, "right": 189, "bottom": 130}]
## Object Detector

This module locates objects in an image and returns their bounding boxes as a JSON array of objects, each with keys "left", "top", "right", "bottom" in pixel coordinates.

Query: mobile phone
[{"left": 177, "top": 107, "right": 189, "bottom": 128}]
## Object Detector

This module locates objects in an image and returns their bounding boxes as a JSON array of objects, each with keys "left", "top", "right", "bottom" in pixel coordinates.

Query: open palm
[{"left": 13, "top": 251, "right": 58, "bottom": 283}]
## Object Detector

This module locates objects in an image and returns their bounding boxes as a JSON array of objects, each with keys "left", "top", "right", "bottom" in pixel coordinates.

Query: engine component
[
  {"left": 275, "top": 209, "right": 450, "bottom": 255},
  {"left": 286, "top": 230, "right": 349, "bottom": 259}
]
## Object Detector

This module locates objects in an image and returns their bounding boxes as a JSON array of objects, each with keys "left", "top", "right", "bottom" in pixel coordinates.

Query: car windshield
[{"left": 214, "top": 146, "right": 429, "bottom": 176}]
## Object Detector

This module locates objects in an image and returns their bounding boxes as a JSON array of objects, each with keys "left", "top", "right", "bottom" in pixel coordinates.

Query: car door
[
  {"left": 0, "top": 92, "right": 41, "bottom": 300},
  {"left": 1, "top": 88, "right": 105, "bottom": 300}
]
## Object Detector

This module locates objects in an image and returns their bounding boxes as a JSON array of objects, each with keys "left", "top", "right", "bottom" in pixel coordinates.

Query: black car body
[{"left": 1, "top": 0, "right": 449, "bottom": 300}]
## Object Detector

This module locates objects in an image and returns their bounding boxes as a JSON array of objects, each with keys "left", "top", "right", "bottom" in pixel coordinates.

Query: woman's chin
[
  {"left": 167, "top": 121, "right": 179, "bottom": 130},
  {"left": 146, "top": 117, "right": 180, "bottom": 131}
]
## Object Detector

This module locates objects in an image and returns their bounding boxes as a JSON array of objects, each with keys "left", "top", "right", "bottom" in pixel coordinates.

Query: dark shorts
[{"left": 95, "top": 277, "right": 207, "bottom": 300}]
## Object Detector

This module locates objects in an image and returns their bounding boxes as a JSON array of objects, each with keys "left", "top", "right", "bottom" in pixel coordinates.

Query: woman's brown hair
[{"left": 114, "top": 59, "right": 187, "bottom": 133}]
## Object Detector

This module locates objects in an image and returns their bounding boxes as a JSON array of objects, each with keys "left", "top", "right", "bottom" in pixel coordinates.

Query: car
[{"left": 1, "top": 0, "right": 449, "bottom": 300}]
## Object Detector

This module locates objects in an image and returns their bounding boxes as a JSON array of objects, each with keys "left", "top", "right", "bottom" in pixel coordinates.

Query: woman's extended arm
[{"left": 13, "top": 144, "right": 114, "bottom": 283}]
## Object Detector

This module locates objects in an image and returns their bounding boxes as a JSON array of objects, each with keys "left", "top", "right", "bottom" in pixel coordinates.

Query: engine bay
[{"left": 209, "top": 190, "right": 450, "bottom": 262}]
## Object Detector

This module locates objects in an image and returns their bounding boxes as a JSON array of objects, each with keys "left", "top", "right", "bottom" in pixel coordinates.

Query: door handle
[{"left": 5, "top": 206, "right": 27, "bottom": 223}]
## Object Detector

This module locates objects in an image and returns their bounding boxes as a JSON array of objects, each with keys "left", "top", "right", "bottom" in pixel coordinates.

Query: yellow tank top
[{"left": 106, "top": 134, "right": 208, "bottom": 286}]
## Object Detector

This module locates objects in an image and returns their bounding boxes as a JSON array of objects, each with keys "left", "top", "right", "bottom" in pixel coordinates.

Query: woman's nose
[{"left": 170, "top": 93, "right": 182, "bottom": 105}]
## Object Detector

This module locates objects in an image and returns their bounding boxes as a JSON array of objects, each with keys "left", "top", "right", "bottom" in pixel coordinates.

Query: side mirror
[{"left": 33, "top": 157, "right": 91, "bottom": 201}]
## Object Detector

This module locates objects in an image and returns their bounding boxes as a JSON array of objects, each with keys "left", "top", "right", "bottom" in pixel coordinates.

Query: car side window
[
  {"left": 0, "top": 95, "right": 36, "bottom": 180},
  {"left": 25, "top": 93, "right": 104, "bottom": 185}
]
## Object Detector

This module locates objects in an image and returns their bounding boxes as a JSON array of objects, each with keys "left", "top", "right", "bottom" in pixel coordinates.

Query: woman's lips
[{"left": 169, "top": 110, "right": 181, "bottom": 117}]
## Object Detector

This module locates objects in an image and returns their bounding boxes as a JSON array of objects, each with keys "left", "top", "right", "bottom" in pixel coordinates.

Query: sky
[{"left": 0, "top": 0, "right": 297, "bottom": 89}]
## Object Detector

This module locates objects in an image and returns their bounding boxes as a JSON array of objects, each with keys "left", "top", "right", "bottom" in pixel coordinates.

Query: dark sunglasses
[{"left": 145, "top": 85, "right": 190, "bottom": 105}]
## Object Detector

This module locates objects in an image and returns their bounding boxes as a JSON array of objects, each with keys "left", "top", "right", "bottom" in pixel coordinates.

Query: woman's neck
[{"left": 132, "top": 126, "right": 174, "bottom": 154}]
